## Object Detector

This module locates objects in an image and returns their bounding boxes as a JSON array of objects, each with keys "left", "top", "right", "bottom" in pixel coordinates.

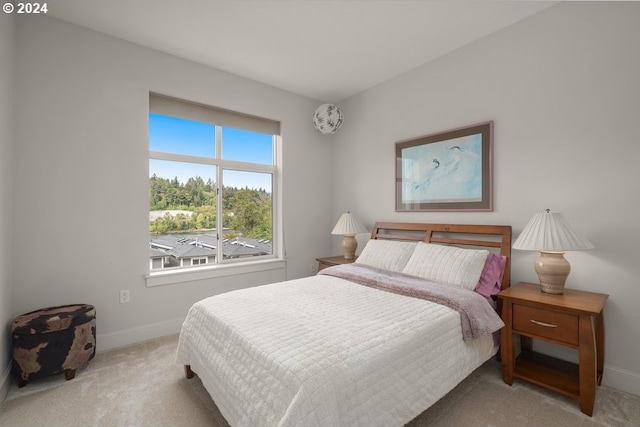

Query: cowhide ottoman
[{"left": 11, "top": 304, "right": 96, "bottom": 387}]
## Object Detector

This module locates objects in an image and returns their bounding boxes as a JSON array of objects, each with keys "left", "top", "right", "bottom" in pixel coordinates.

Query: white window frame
[{"left": 145, "top": 94, "right": 284, "bottom": 287}]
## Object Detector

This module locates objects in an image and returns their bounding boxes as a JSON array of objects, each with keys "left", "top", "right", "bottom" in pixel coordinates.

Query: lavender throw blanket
[{"left": 318, "top": 264, "right": 504, "bottom": 341}]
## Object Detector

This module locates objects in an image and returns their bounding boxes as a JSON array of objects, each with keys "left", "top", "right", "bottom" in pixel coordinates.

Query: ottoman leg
[{"left": 64, "top": 369, "right": 76, "bottom": 380}]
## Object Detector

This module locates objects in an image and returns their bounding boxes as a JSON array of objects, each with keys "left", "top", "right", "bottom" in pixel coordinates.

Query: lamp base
[
  {"left": 535, "top": 251, "right": 571, "bottom": 294},
  {"left": 341, "top": 234, "right": 358, "bottom": 260}
]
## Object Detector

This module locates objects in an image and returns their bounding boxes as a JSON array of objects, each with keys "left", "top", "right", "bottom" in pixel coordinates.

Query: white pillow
[
  {"left": 402, "top": 242, "right": 489, "bottom": 290},
  {"left": 355, "top": 239, "right": 418, "bottom": 272}
]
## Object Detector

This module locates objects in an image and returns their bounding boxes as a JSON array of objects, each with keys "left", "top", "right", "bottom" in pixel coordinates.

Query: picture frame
[{"left": 395, "top": 121, "right": 493, "bottom": 212}]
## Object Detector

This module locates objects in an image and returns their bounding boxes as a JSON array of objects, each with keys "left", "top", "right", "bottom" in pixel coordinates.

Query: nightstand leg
[
  {"left": 596, "top": 311, "right": 605, "bottom": 386},
  {"left": 500, "top": 301, "right": 514, "bottom": 385},
  {"left": 579, "top": 315, "right": 597, "bottom": 416}
]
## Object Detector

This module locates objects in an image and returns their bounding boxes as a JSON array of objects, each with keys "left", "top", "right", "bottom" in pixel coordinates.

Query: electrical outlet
[{"left": 119, "top": 289, "right": 130, "bottom": 304}]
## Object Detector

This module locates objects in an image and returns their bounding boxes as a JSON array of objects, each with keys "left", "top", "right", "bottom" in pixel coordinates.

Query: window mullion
[
  {"left": 149, "top": 150, "right": 217, "bottom": 166},
  {"left": 215, "top": 126, "right": 224, "bottom": 264},
  {"left": 218, "top": 159, "right": 276, "bottom": 174}
]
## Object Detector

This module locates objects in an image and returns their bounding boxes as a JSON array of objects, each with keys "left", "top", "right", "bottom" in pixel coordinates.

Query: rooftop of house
[{"left": 149, "top": 234, "right": 271, "bottom": 259}]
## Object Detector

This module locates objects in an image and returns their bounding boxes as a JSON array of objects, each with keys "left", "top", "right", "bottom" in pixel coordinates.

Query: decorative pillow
[
  {"left": 355, "top": 239, "right": 418, "bottom": 272},
  {"left": 402, "top": 242, "right": 489, "bottom": 290},
  {"left": 475, "top": 253, "right": 507, "bottom": 304}
]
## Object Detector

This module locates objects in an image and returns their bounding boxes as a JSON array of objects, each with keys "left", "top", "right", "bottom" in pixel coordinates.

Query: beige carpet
[{"left": 1, "top": 334, "right": 638, "bottom": 427}]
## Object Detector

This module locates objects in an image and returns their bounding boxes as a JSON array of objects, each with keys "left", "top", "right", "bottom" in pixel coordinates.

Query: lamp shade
[
  {"left": 513, "top": 209, "right": 594, "bottom": 251},
  {"left": 331, "top": 212, "right": 367, "bottom": 236},
  {"left": 313, "top": 104, "right": 343, "bottom": 134}
]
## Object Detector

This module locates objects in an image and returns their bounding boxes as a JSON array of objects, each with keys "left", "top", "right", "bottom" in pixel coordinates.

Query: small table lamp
[
  {"left": 331, "top": 212, "right": 367, "bottom": 260},
  {"left": 513, "top": 209, "right": 594, "bottom": 294}
]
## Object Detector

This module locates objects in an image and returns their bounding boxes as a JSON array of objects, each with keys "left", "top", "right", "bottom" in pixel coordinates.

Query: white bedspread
[{"left": 176, "top": 274, "right": 497, "bottom": 427}]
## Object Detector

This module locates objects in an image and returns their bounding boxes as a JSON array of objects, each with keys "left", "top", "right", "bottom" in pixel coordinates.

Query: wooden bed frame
[
  {"left": 184, "top": 221, "right": 513, "bottom": 380},
  {"left": 370, "top": 222, "right": 512, "bottom": 291}
]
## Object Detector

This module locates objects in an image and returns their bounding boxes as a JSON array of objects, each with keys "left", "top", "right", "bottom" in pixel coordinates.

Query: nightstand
[
  {"left": 498, "top": 282, "right": 608, "bottom": 416},
  {"left": 316, "top": 255, "right": 357, "bottom": 272}
]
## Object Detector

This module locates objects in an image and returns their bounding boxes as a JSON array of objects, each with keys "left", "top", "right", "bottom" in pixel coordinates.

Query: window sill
[{"left": 145, "top": 258, "right": 286, "bottom": 287}]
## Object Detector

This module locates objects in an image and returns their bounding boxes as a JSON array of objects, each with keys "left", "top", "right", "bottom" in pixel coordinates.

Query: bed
[{"left": 177, "top": 222, "right": 512, "bottom": 427}]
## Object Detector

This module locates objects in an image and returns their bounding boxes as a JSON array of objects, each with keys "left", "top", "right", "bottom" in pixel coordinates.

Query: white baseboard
[
  {"left": 603, "top": 365, "right": 640, "bottom": 397},
  {"left": 96, "top": 317, "right": 184, "bottom": 353},
  {"left": 1, "top": 362, "right": 10, "bottom": 403}
]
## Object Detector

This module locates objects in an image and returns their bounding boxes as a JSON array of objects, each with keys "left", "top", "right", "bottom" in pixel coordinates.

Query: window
[{"left": 148, "top": 94, "right": 280, "bottom": 275}]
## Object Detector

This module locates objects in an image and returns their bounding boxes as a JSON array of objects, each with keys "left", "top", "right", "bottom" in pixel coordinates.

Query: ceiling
[{"left": 46, "top": 1, "right": 556, "bottom": 102}]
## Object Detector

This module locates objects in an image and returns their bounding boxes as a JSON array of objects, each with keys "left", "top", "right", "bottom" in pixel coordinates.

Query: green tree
[{"left": 149, "top": 176, "right": 270, "bottom": 240}]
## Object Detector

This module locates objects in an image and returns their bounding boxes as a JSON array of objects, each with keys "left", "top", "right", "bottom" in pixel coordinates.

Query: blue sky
[{"left": 149, "top": 113, "right": 273, "bottom": 191}]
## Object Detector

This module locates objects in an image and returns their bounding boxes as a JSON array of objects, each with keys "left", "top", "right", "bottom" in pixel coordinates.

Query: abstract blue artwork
[{"left": 396, "top": 122, "right": 493, "bottom": 211}]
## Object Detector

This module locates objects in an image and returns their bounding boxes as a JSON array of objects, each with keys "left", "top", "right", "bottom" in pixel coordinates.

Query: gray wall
[
  {"left": 11, "top": 16, "right": 333, "bottom": 352},
  {"left": 0, "top": 12, "right": 15, "bottom": 400},
  {"left": 332, "top": 2, "right": 640, "bottom": 395}
]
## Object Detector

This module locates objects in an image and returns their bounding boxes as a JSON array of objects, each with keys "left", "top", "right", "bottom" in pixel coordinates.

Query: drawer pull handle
[{"left": 530, "top": 319, "right": 558, "bottom": 328}]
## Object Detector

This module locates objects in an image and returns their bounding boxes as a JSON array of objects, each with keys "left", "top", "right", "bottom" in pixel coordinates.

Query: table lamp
[
  {"left": 513, "top": 209, "right": 594, "bottom": 294},
  {"left": 331, "top": 212, "right": 367, "bottom": 259}
]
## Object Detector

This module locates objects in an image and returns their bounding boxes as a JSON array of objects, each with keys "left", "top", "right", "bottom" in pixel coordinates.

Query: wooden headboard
[{"left": 370, "top": 222, "right": 512, "bottom": 290}]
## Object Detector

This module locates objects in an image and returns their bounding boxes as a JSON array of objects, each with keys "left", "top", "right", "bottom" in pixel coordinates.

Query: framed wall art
[{"left": 395, "top": 121, "right": 493, "bottom": 212}]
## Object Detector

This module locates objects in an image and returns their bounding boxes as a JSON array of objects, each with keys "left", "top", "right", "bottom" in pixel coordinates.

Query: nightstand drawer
[{"left": 513, "top": 304, "right": 579, "bottom": 345}]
